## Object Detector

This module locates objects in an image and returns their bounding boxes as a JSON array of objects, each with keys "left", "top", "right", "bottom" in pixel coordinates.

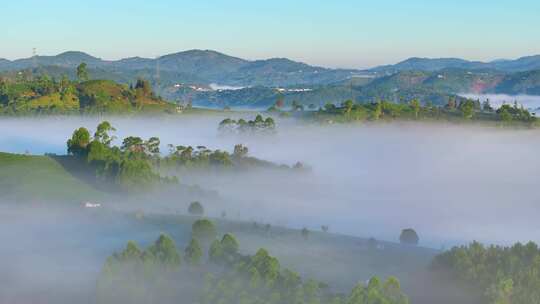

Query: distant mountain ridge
[
  {"left": 370, "top": 55, "right": 540, "bottom": 73},
  {"left": 170, "top": 68, "right": 540, "bottom": 109},
  {"left": 0, "top": 50, "right": 359, "bottom": 87},
  {"left": 2, "top": 50, "right": 540, "bottom": 110},
  {"left": 2, "top": 50, "right": 540, "bottom": 86}
]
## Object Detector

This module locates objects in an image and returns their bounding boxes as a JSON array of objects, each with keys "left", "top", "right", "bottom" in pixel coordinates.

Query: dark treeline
[
  {"left": 432, "top": 241, "right": 540, "bottom": 304},
  {"left": 0, "top": 63, "right": 172, "bottom": 114},
  {"left": 64, "top": 122, "right": 301, "bottom": 191},
  {"left": 275, "top": 98, "right": 536, "bottom": 127},
  {"left": 97, "top": 218, "right": 409, "bottom": 304},
  {"left": 219, "top": 115, "right": 276, "bottom": 134}
]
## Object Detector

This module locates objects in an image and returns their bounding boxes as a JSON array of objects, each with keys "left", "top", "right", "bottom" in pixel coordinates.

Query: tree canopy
[
  {"left": 432, "top": 241, "right": 540, "bottom": 304},
  {"left": 188, "top": 201, "right": 205, "bottom": 216},
  {"left": 399, "top": 229, "right": 419, "bottom": 246}
]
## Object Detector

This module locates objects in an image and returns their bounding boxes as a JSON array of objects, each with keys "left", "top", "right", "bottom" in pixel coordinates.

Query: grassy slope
[
  {"left": 0, "top": 152, "right": 103, "bottom": 202},
  {"left": 127, "top": 212, "right": 479, "bottom": 304}
]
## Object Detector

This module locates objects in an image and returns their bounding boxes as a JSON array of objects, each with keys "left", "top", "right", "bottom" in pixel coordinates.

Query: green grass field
[{"left": 0, "top": 152, "right": 104, "bottom": 202}]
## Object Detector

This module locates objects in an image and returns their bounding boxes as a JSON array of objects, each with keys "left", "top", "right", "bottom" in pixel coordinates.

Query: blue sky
[{"left": 1, "top": 0, "right": 539, "bottom": 68}]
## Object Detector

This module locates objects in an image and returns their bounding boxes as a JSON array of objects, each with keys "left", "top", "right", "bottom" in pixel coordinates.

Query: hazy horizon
[
  {"left": 1, "top": 0, "right": 539, "bottom": 69},
  {"left": 2, "top": 48, "right": 540, "bottom": 71}
]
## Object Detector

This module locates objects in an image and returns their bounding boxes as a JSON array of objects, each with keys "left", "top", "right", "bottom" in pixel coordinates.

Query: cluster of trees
[
  {"left": 66, "top": 122, "right": 295, "bottom": 190},
  {"left": 0, "top": 63, "right": 171, "bottom": 114},
  {"left": 97, "top": 219, "right": 409, "bottom": 304},
  {"left": 496, "top": 103, "right": 535, "bottom": 125},
  {"left": 163, "top": 144, "right": 235, "bottom": 169},
  {"left": 97, "top": 233, "right": 183, "bottom": 303},
  {"left": 162, "top": 143, "right": 298, "bottom": 172},
  {"left": 219, "top": 115, "right": 276, "bottom": 134},
  {"left": 309, "top": 98, "right": 536, "bottom": 127},
  {"left": 66, "top": 121, "right": 173, "bottom": 190},
  {"left": 0, "top": 73, "right": 80, "bottom": 114},
  {"left": 432, "top": 241, "right": 540, "bottom": 304}
]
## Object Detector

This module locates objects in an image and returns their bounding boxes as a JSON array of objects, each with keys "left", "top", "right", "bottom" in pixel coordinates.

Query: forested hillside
[{"left": 0, "top": 64, "right": 173, "bottom": 114}]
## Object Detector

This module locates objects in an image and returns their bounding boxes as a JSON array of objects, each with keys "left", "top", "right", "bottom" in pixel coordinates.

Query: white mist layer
[{"left": 1, "top": 116, "right": 539, "bottom": 248}]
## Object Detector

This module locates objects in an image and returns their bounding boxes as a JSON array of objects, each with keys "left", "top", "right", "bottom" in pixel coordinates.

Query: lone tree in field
[
  {"left": 188, "top": 201, "right": 204, "bottom": 216},
  {"left": 192, "top": 219, "right": 217, "bottom": 243},
  {"left": 399, "top": 228, "right": 419, "bottom": 245}
]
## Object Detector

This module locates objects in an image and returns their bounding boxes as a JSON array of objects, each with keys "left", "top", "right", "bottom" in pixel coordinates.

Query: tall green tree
[
  {"left": 220, "top": 233, "right": 239, "bottom": 256},
  {"left": 94, "top": 121, "right": 116, "bottom": 146},
  {"left": 145, "top": 137, "right": 160, "bottom": 156},
  {"left": 67, "top": 127, "right": 91, "bottom": 156},
  {"left": 135, "top": 78, "right": 152, "bottom": 97},
  {"left": 121, "top": 136, "right": 144, "bottom": 153},
  {"left": 410, "top": 99, "right": 421, "bottom": 119},
  {"left": 342, "top": 100, "right": 354, "bottom": 114},
  {"left": 76, "top": 62, "right": 89, "bottom": 82},
  {"left": 399, "top": 229, "right": 419, "bottom": 245},
  {"left": 147, "top": 233, "right": 181, "bottom": 270},
  {"left": 192, "top": 219, "right": 217, "bottom": 243},
  {"left": 460, "top": 100, "right": 475, "bottom": 119}
]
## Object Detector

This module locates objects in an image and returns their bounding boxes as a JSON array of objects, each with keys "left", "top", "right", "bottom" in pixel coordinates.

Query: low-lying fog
[
  {"left": 0, "top": 116, "right": 540, "bottom": 248},
  {"left": 3, "top": 115, "right": 540, "bottom": 304},
  {"left": 1, "top": 115, "right": 539, "bottom": 248}
]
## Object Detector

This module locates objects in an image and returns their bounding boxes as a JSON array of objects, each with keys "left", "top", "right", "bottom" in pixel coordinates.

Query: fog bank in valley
[
  {"left": 2, "top": 116, "right": 540, "bottom": 304},
  {"left": 1, "top": 116, "right": 539, "bottom": 248}
]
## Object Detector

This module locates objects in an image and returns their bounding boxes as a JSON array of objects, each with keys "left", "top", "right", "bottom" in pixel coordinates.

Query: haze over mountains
[
  {"left": 370, "top": 55, "right": 540, "bottom": 74},
  {"left": 1, "top": 49, "right": 540, "bottom": 108},
  {"left": 2, "top": 49, "right": 540, "bottom": 75},
  {"left": 0, "top": 50, "right": 358, "bottom": 87}
]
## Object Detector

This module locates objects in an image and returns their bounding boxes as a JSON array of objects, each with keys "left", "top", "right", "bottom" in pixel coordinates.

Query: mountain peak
[
  {"left": 56, "top": 51, "right": 94, "bottom": 57},
  {"left": 159, "top": 49, "right": 243, "bottom": 60},
  {"left": 52, "top": 51, "right": 101, "bottom": 62},
  {"left": 399, "top": 57, "right": 469, "bottom": 64}
]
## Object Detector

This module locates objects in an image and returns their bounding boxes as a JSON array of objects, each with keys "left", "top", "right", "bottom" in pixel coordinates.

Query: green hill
[
  {"left": 0, "top": 76, "right": 175, "bottom": 115},
  {"left": 0, "top": 152, "right": 103, "bottom": 202}
]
